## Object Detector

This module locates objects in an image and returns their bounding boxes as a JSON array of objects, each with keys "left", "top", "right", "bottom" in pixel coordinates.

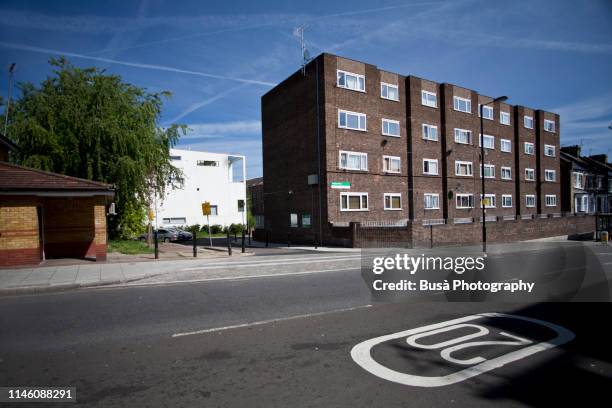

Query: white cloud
[
  {"left": 165, "top": 84, "right": 250, "bottom": 124},
  {"left": 185, "top": 121, "right": 262, "bottom": 138}
]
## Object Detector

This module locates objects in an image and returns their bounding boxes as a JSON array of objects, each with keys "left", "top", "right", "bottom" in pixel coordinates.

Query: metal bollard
[
  {"left": 241, "top": 229, "right": 246, "bottom": 253},
  {"left": 227, "top": 230, "right": 232, "bottom": 256},
  {"left": 265, "top": 231, "right": 269, "bottom": 247},
  {"left": 287, "top": 233, "right": 291, "bottom": 248},
  {"left": 314, "top": 233, "right": 318, "bottom": 249},
  {"left": 192, "top": 229, "right": 197, "bottom": 257},
  {"left": 154, "top": 229, "right": 159, "bottom": 259}
]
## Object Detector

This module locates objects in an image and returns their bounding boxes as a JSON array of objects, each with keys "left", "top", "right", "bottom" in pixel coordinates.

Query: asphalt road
[{"left": 1, "top": 244, "right": 611, "bottom": 407}]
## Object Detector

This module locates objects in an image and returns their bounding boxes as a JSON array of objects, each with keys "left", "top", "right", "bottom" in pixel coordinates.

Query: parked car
[
  {"left": 167, "top": 227, "right": 193, "bottom": 241},
  {"left": 138, "top": 229, "right": 179, "bottom": 243}
]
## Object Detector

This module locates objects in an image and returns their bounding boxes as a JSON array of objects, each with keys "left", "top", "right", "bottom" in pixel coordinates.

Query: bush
[
  {"left": 228, "top": 223, "right": 245, "bottom": 235},
  {"left": 210, "top": 224, "right": 223, "bottom": 234},
  {"left": 187, "top": 224, "right": 201, "bottom": 233},
  {"left": 200, "top": 224, "right": 209, "bottom": 233}
]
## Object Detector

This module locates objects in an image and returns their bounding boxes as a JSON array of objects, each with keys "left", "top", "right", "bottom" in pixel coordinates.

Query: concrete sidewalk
[{"left": 0, "top": 253, "right": 256, "bottom": 295}]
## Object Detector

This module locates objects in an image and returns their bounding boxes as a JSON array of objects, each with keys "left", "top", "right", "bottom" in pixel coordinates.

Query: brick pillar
[{"left": 94, "top": 199, "right": 107, "bottom": 262}]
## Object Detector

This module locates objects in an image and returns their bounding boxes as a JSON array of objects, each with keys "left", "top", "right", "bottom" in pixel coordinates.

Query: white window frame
[
  {"left": 380, "top": 82, "right": 399, "bottom": 101},
  {"left": 524, "top": 142, "right": 535, "bottom": 155},
  {"left": 454, "top": 128, "right": 472, "bottom": 145},
  {"left": 479, "top": 134, "right": 495, "bottom": 149},
  {"left": 339, "top": 150, "right": 368, "bottom": 171},
  {"left": 383, "top": 155, "right": 401, "bottom": 174},
  {"left": 500, "top": 111, "right": 511, "bottom": 125},
  {"left": 545, "top": 169, "right": 556, "bottom": 182},
  {"left": 456, "top": 194, "right": 474, "bottom": 209},
  {"left": 574, "top": 172, "right": 584, "bottom": 189},
  {"left": 524, "top": 116, "right": 533, "bottom": 129},
  {"left": 337, "top": 69, "right": 365, "bottom": 92},
  {"left": 421, "top": 90, "right": 437, "bottom": 108},
  {"left": 500, "top": 138, "right": 512, "bottom": 153},
  {"left": 338, "top": 109, "right": 367, "bottom": 131},
  {"left": 525, "top": 168, "right": 535, "bottom": 181},
  {"left": 453, "top": 96, "right": 471, "bottom": 113},
  {"left": 544, "top": 119, "right": 556, "bottom": 133},
  {"left": 576, "top": 195, "right": 588, "bottom": 212},
  {"left": 340, "top": 192, "right": 369, "bottom": 212},
  {"left": 422, "top": 124, "right": 438, "bottom": 141},
  {"left": 544, "top": 144, "right": 555, "bottom": 157},
  {"left": 423, "top": 158, "right": 439, "bottom": 175},
  {"left": 525, "top": 195, "right": 536, "bottom": 208},
  {"left": 480, "top": 194, "right": 496, "bottom": 209},
  {"left": 501, "top": 166, "right": 512, "bottom": 180},
  {"left": 480, "top": 164, "right": 495, "bottom": 179},
  {"left": 384, "top": 193, "right": 402, "bottom": 210},
  {"left": 545, "top": 194, "right": 557, "bottom": 207},
  {"left": 502, "top": 195, "right": 513, "bottom": 208},
  {"left": 424, "top": 193, "right": 440, "bottom": 210},
  {"left": 455, "top": 160, "right": 473, "bottom": 177},
  {"left": 381, "top": 118, "right": 400, "bottom": 137},
  {"left": 478, "top": 104, "right": 494, "bottom": 120}
]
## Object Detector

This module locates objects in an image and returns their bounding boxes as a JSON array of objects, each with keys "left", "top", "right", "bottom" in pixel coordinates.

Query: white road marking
[
  {"left": 106, "top": 266, "right": 360, "bottom": 289},
  {"left": 179, "top": 255, "right": 361, "bottom": 271},
  {"left": 172, "top": 304, "right": 373, "bottom": 338},
  {"left": 351, "top": 313, "right": 575, "bottom": 387}
]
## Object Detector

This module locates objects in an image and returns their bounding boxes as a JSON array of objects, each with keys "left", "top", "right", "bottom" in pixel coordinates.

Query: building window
[
  {"left": 197, "top": 160, "right": 218, "bottom": 166},
  {"left": 544, "top": 119, "right": 556, "bottom": 132},
  {"left": 480, "top": 194, "right": 496, "bottom": 208},
  {"left": 545, "top": 169, "right": 556, "bottom": 182},
  {"left": 502, "top": 195, "right": 513, "bottom": 208},
  {"left": 169, "top": 155, "right": 182, "bottom": 161},
  {"left": 383, "top": 155, "right": 401, "bottom": 173},
  {"left": 422, "top": 124, "right": 438, "bottom": 141},
  {"left": 501, "top": 166, "right": 512, "bottom": 180},
  {"left": 340, "top": 192, "right": 368, "bottom": 211},
  {"left": 545, "top": 195, "right": 557, "bottom": 207},
  {"left": 453, "top": 96, "right": 471, "bottom": 113},
  {"left": 576, "top": 195, "right": 588, "bottom": 212},
  {"left": 525, "top": 168, "right": 535, "bottom": 181},
  {"left": 381, "top": 82, "right": 399, "bottom": 101},
  {"left": 238, "top": 200, "right": 245, "bottom": 212},
  {"left": 423, "top": 158, "right": 439, "bottom": 175},
  {"left": 480, "top": 164, "right": 495, "bottom": 179},
  {"left": 421, "top": 90, "right": 437, "bottom": 107},
  {"left": 339, "top": 151, "right": 368, "bottom": 171},
  {"left": 454, "top": 128, "right": 472, "bottom": 144},
  {"left": 162, "top": 217, "right": 187, "bottom": 224},
  {"left": 424, "top": 193, "right": 440, "bottom": 209},
  {"left": 337, "top": 70, "right": 365, "bottom": 92},
  {"left": 500, "top": 111, "right": 511, "bottom": 125},
  {"left": 574, "top": 172, "right": 584, "bottom": 189},
  {"left": 478, "top": 104, "right": 493, "bottom": 120},
  {"left": 338, "top": 109, "right": 366, "bottom": 131},
  {"left": 290, "top": 213, "right": 298, "bottom": 228},
  {"left": 524, "top": 142, "right": 535, "bottom": 155},
  {"left": 455, "top": 161, "right": 473, "bottom": 177},
  {"left": 479, "top": 134, "right": 495, "bottom": 149},
  {"left": 456, "top": 194, "right": 474, "bottom": 209},
  {"left": 382, "top": 119, "right": 400, "bottom": 137},
  {"left": 500, "top": 139, "right": 512, "bottom": 153},
  {"left": 525, "top": 195, "right": 536, "bottom": 208},
  {"left": 384, "top": 193, "right": 402, "bottom": 210},
  {"left": 544, "top": 144, "right": 555, "bottom": 157},
  {"left": 524, "top": 116, "right": 533, "bottom": 129},
  {"left": 302, "top": 214, "right": 312, "bottom": 228}
]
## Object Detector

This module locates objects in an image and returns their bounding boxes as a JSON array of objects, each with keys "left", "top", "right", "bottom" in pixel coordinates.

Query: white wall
[{"left": 154, "top": 149, "right": 246, "bottom": 228}]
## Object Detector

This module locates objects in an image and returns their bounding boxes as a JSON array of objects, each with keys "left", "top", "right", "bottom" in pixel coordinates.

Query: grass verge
[{"left": 108, "top": 239, "right": 155, "bottom": 254}]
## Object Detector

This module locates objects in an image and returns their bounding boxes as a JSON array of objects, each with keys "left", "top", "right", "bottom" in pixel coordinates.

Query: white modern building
[{"left": 154, "top": 149, "right": 247, "bottom": 228}]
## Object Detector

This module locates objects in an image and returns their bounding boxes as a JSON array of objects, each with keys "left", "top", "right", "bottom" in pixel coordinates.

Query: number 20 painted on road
[{"left": 350, "top": 313, "right": 575, "bottom": 387}]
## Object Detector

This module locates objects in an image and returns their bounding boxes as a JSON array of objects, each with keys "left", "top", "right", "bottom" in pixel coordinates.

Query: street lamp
[{"left": 480, "top": 95, "right": 508, "bottom": 253}]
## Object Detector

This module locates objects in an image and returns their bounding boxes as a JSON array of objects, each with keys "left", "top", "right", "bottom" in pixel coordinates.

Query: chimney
[
  {"left": 588, "top": 154, "right": 608, "bottom": 163},
  {"left": 561, "top": 145, "right": 581, "bottom": 157}
]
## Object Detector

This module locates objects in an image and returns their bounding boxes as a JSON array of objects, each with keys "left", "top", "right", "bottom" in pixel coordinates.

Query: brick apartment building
[{"left": 260, "top": 53, "right": 591, "bottom": 247}]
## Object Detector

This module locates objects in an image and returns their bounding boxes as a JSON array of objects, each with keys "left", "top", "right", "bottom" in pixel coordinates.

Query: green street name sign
[{"left": 330, "top": 181, "right": 351, "bottom": 189}]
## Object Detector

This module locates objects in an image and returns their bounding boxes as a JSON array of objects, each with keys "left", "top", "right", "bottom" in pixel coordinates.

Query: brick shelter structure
[{"left": 0, "top": 142, "right": 115, "bottom": 266}]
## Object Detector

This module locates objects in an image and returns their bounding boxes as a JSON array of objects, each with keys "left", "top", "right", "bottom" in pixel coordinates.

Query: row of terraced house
[{"left": 256, "top": 53, "right": 596, "bottom": 247}]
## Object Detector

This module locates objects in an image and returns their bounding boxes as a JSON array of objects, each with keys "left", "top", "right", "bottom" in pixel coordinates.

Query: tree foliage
[{"left": 6, "top": 57, "right": 185, "bottom": 238}]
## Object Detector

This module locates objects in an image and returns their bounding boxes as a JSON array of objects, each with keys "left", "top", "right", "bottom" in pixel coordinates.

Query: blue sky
[{"left": 1, "top": 0, "right": 611, "bottom": 178}]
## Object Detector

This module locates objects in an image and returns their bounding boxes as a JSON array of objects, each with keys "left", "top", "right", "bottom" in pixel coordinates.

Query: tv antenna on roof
[{"left": 293, "top": 25, "right": 311, "bottom": 76}]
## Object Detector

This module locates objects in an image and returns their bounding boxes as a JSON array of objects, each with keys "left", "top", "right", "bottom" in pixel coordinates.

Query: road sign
[
  {"left": 350, "top": 313, "right": 575, "bottom": 387},
  {"left": 148, "top": 208, "right": 154, "bottom": 221},
  {"left": 202, "top": 202, "right": 211, "bottom": 216},
  {"left": 331, "top": 181, "right": 351, "bottom": 189}
]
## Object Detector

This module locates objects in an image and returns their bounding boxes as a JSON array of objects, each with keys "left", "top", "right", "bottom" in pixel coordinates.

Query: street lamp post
[{"left": 480, "top": 95, "right": 508, "bottom": 253}]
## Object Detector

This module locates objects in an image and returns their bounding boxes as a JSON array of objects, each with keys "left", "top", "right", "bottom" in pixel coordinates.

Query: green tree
[{"left": 5, "top": 57, "right": 184, "bottom": 238}]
